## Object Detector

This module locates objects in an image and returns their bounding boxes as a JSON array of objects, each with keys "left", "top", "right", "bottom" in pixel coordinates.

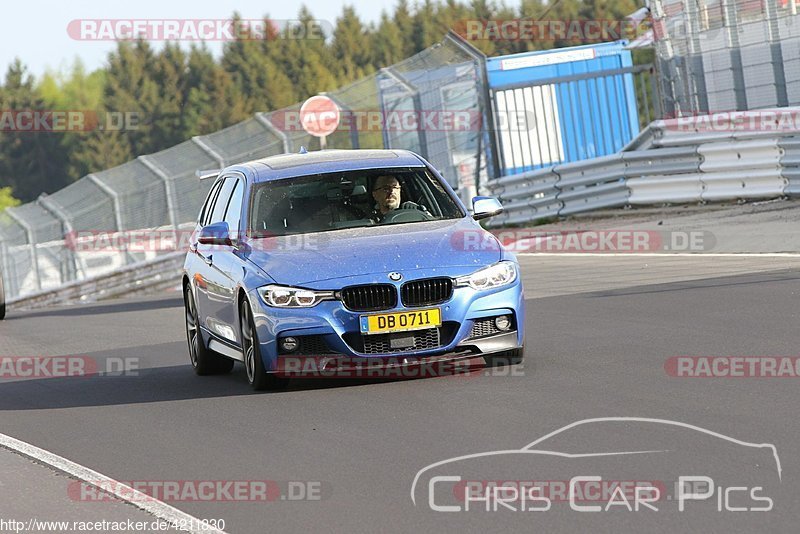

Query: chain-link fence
[
  {"left": 651, "top": 0, "right": 800, "bottom": 116},
  {"left": 0, "top": 33, "right": 491, "bottom": 301}
]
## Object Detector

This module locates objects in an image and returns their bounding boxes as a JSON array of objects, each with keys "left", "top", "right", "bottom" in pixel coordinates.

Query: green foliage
[
  {"left": 332, "top": 7, "right": 374, "bottom": 82},
  {"left": 0, "top": 60, "right": 72, "bottom": 201},
  {"left": 272, "top": 9, "right": 339, "bottom": 102},
  {"left": 185, "top": 46, "right": 250, "bottom": 134},
  {"left": 0, "top": 186, "right": 20, "bottom": 212}
]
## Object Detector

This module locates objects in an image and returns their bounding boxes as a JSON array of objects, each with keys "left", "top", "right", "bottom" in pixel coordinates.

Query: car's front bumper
[{"left": 247, "top": 277, "right": 524, "bottom": 374}]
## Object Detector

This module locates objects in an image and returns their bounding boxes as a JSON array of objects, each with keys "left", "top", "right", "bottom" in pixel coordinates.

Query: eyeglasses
[{"left": 374, "top": 186, "right": 401, "bottom": 194}]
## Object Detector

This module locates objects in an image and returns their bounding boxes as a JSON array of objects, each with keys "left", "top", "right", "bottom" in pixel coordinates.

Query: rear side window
[
  {"left": 199, "top": 179, "right": 223, "bottom": 226},
  {"left": 223, "top": 178, "right": 244, "bottom": 236},
  {"left": 209, "top": 178, "right": 237, "bottom": 224}
]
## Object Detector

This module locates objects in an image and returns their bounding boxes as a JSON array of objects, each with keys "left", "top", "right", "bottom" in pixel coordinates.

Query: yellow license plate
[{"left": 360, "top": 308, "right": 442, "bottom": 334}]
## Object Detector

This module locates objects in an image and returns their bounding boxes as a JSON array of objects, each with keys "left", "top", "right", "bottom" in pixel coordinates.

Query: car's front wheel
[
  {"left": 184, "top": 286, "right": 234, "bottom": 375},
  {"left": 240, "top": 299, "right": 289, "bottom": 391}
]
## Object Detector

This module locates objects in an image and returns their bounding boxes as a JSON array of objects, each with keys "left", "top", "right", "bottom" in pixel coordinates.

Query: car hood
[{"left": 243, "top": 218, "right": 502, "bottom": 286}]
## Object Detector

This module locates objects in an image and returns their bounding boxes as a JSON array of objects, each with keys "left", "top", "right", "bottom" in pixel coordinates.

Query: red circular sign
[{"left": 299, "top": 95, "right": 340, "bottom": 137}]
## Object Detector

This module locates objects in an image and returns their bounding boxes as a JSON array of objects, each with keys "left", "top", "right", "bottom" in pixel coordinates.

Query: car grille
[
  {"left": 401, "top": 278, "right": 454, "bottom": 307},
  {"left": 342, "top": 323, "right": 459, "bottom": 355},
  {"left": 340, "top": 284, "right": 397, "bottom": 312},
  {"left": 468, "top": 318, "right": 503, "bottom": 339},
  {"left": 278, "top": 335, "right": 338, "bottom": 355},
  {"left": 361, "top": 328, "right": 441, "bottom": 355}
]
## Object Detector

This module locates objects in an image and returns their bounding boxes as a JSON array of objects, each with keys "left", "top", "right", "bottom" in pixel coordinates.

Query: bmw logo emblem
[{"left": 388, "top": 272, "right": 402, "bottom": 281}]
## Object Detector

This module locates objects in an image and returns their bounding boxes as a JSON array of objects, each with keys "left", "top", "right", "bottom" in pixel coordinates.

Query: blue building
[{"left": 486, "top": 41, "right": 641, "bottom": 175}]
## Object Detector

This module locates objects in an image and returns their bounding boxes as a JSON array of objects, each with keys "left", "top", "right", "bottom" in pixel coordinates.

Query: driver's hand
[{"left": 400, "top": 201, "right": 429, "bottom": 212}]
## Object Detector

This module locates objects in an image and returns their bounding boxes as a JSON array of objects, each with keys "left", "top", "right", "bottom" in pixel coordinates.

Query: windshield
[{"left": 248, "top": 168, "right": 464, "bottom": 237}]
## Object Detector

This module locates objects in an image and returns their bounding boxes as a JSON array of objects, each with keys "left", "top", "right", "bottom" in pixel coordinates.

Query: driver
[{"left": 369, "top": 175, "right": 429, "bottom": 223}]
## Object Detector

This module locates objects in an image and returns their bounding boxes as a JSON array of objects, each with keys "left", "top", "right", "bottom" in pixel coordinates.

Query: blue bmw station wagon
[{"left": 183, "top": 149, "right": 524, "bottom": 390}]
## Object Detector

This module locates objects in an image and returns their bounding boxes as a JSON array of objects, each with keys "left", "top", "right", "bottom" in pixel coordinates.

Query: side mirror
[
  {"left": 198, "top": 222, "right": 232, "bottom": 246},
  {"left": 472, "top": 196, "right": 504, "bottom": 221}
]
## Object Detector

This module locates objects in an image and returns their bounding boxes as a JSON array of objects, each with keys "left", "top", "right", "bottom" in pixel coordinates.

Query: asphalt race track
[{"left": 0, "top": 255, "right": 798, "bottom": 533}]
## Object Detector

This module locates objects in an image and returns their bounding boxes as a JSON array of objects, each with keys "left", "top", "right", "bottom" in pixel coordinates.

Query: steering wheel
[{"left": 381, "top": 206, "right": 434, "bottom": 224}]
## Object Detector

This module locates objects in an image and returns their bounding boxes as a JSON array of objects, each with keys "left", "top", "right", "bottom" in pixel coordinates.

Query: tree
[
  {"left": 332, "top": 7, "right": 374, "bottom": 82},
  {"left": 393, "top": 0, "right": 417, "bottom": 58},
  {"left": 221, "top": 15, "right": 297, "bottom": 113},
  {"left": 372, "top": 12, "right": 406, "bottom": 67},
  {"left": 272, "top": 8, "right": 339, "bottom": 101},
  {"left": 69, "top": 128, "right": 133, "bottom": 177},
  {"left": 150, "top": 43, "right": 189, "bottom": 148},
  {"left": 100, "top": 40, "right": 159, "bottom": 161},
  {"left": 37, "top": 59, "right": 107, "bottom": 181},
  {"left": 0, "top": 60, "right": 71, "bottom": 201},
  {"left": 412, "top": 0, "right": 441, "bottom": 52},
  {"left": 184, "top": 46, "right": 249, "bottom": 134}
]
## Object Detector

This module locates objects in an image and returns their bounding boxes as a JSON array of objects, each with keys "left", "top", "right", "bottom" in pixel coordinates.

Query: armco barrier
[
  {"left": 6, "top": 251, "right": 184, "bottom": 311},
  {"left": 627, "top": 174, "right": 705, "bottom": 204},
  {"left": 779, "top": 136, "right": 800, "bottom": 196},
  {"left": 698, "top": 138, "right": 783, "bottom": 173},
  {"left": 490, "top": 168, "right": 562, "bottom": 226},
  {"left": 621, "top": 146, "right": 702, "bottom": 177},
  {"left": 488, "top": 110, "right": 800, "bottom": 227},
  {"left": 555, "top": 154, "right": 629, "bottom": 216}
]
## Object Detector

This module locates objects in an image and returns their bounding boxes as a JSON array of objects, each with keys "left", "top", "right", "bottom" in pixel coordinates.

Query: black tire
[
  {"left": 240, "top": 299, "right": 289, "bottom": 391},
  {"left": 0, "top": 272, "right": 5, "bottom": 320},
  {"left": 483, "top": 346, "right": 525, "bottom": 367},
  {"left": 184, "top": 286, "right": 234, "bottom": 375}
]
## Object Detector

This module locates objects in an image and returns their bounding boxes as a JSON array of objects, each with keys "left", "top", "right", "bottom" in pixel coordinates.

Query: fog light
[
  {"left": 280, "top": 337, "right": 299, "bottom": 353},
  {"left": 495, "top": 315, "right": 512, "bottom": 331}
]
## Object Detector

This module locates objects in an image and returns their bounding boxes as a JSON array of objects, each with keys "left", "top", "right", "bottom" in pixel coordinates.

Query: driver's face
[{"left": 372, "top": 176, "right": 401, "bottom": 213}]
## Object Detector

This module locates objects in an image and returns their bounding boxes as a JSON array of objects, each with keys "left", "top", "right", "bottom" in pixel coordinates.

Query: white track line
[
  {"left": 0, "top": 432, "right": 227, "bottom": 534},
  {"left": 516, "top": 252, "right": 800, "bottom": 257}
]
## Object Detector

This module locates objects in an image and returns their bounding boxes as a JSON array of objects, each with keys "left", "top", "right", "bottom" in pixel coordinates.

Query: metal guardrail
[
  {"left": 488, "top": 110, "right": 800, "bottom": 227},
  {"left": 6, "top": 252, "right": 184, "bottom": 311},
  {"left": 779, "top": 137, "right": 800, "bottom": 196}
]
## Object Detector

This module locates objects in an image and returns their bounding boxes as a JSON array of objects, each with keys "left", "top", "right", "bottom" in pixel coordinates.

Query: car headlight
[
  {"left": 257, "top": 285, "right": 334, "bottom": 308},
  {"left": 455, "top": 261, "right": 518, "bottom": 291}
]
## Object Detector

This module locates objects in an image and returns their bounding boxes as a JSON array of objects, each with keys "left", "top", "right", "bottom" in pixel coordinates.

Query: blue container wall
[{"left": 487, "top": 41, "right": 640, "bottom": 175}]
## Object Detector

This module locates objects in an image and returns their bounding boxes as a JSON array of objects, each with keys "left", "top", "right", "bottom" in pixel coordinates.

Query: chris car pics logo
[{"left": 411, "top": 417, "right": 781, "bottom": 513}]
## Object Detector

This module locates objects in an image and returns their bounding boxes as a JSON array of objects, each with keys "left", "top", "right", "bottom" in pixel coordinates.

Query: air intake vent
[
  {"left": 401, "top": 278, "right": 453, "bottom": 307},
  {"left": 340, "top": 284, "right": 397, "bottom": 312}
]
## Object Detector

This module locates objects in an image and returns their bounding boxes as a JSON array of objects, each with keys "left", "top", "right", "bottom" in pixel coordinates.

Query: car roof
[{"left": 233, "top": 149, "right": 427, "bottom": 182}]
